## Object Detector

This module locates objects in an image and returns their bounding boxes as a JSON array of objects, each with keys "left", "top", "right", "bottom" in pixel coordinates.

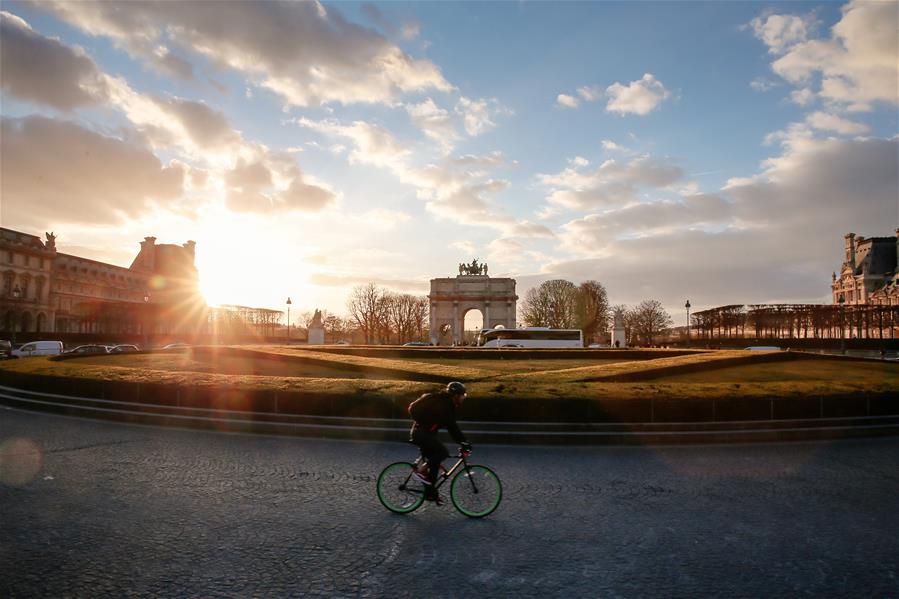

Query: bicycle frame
[{"left": 408, "top": 451, "right": 477, "bottom": 493}]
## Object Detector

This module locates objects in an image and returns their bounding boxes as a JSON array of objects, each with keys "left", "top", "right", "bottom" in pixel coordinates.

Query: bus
[{"left": 476, "top": 327, "right": 584, "bottom": 348}]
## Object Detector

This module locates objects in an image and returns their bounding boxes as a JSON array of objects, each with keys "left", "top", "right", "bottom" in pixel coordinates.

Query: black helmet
[{"left": 446, "top": 381, "right": 466, "bottom": 395}]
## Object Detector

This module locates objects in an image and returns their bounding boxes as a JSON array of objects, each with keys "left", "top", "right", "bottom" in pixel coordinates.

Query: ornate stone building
[
  {"left": 0, "top": 228, "right": 203, "bottom": 338},
  {"left": 832, "top": 231, "right": 899, "bottom": 306},
  {"left": 429, "top": 259, "right": 517, "bottom": 346}
]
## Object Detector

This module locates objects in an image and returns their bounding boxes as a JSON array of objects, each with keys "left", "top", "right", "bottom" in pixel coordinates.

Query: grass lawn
[
  {"left": 654, "top": 359, "right": 899, "bottom": 384},
  {"left": 397, "top": 358, "right": 629, "bottom": 373},
  {"left": 2, "top": 348, "right": 897, "bottom": 403},
  {"left": 72, "top": 353, "right": 382, "bottom": 379}
]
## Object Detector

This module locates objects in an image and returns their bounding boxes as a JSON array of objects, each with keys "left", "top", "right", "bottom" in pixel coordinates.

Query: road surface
[{"left": 1, "top": 407, "right": 897, "bottom": 598}]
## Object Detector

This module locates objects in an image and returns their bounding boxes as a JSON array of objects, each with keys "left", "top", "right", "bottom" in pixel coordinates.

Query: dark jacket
[{"left": 408, "top": 391, "right": 467, "bottom": 444}]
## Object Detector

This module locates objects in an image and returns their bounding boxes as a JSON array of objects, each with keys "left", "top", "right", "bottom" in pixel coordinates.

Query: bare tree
[
  {"left": 347, "top": 283, "right": 385, "bottom": 344},
  {"left": 630, "top": 299, "right": 673, "bottom": 346},
  {"left": 414, "top": 296, "right": 429, "bottom": 341},
  {"left": 322, "top": 313, "right": 347, "bottom": 343},
  {"left": 576, "top": 280, "right": 610, "bottom": 343},
  {"left": 520, "top": 279, "right": 580, "bottom": 328}
]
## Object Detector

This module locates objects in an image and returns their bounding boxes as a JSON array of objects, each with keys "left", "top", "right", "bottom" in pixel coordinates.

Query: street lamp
[
  {"left": 286, "top": 297, "right": 292, "bottom": 342},
  {"left": 11, "top": 285, "right": 21, "bottom": 345},
  {"left": 838, "top": 295, "right": 845, "bottom": 354},
  {"left": 143, "top": 292, "right": 150, "bottom": 350},
  {"left": 685, "top": 300, "right": 691, "bottom": 347}
]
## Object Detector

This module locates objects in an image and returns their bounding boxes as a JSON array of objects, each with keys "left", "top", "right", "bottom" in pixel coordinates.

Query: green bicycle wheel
[
  {"left": 377, "top": 462, "right": 425, "bottom": 514},
  {"left": 450, "top": 464, "right": 502, "bottom": 518}
]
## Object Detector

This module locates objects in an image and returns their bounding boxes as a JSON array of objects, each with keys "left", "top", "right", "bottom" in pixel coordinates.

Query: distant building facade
[
  {"left": 0, "top": 228, "right": 203, "bottom": 337},
  {"left": 832, "top": 231, "right": 899, "bottom": 306}
]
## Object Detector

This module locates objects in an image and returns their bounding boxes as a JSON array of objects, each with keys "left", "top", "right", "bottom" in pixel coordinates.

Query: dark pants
[{"left": 409, "top": 426, "right": 448, "bottom": 484}]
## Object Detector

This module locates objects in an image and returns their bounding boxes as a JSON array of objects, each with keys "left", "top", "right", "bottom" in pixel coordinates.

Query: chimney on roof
[{"left": 844, "top": 233, "right": 856, "bottom": 270}]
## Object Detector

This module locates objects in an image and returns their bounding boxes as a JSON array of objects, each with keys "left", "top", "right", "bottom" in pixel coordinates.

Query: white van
[{"left": 10, "top": 340, "right": 64, "bottom": 358}]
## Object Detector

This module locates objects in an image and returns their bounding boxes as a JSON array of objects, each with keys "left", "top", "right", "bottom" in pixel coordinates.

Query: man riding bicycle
[{"left": 408, "top": 381, "right": 471, "bottom": 504}]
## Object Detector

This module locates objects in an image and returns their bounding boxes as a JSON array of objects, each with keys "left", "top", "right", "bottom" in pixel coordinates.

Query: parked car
[
  {"left": 0, "top": 339, "right": 11, "bottom": 360},
  {"left": 10, "top": 340, "right": 64, "bottom": 358},
  {"left": 65, "top": 344, "right": 111, "bottom": 355},
  {"left": 402, "top": 341, "right": 430, "bottom": 347},
  {"left": 744, "top": 346, "right": 781, "bottom": 351},
  {"left": 109, "top": 344, "right": 140, "bottom": 353},
  {"left": 588, "top": 343, "right": 610, "bottom": 348}
]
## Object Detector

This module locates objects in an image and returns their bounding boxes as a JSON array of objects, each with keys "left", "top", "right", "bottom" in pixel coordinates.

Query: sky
[{"left": 1, "top": 0, "right": 897, "bottom": 327}]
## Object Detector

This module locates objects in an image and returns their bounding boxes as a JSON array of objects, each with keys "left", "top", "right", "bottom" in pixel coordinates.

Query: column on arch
[
  {"left": 484, "top": 301, "right": 491, "bottom": 330},
  {"left": 429, "top": 302, "right": 438, "bottom": 345},
  {"left": 452, "top": 301, "right": 461, "bottom": 345}
]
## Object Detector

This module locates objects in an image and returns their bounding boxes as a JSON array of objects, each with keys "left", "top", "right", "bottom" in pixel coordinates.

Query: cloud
[
  {"left": 601, "top": 140, "right": 634, "bottom": 155},
  {"left": 558, "top": 193, "right": 733, "bottom": 254},
  {"left": 509, "top": 221, "right": 555, "bottom": 238},
  {"left": 451, "top": 151, "right": 517, "bottom": 169},
  {"left": 223, "top": 156, "right": 337, "bottom": 213},
  {"left": 750, "top": 77, "right": 779, "bottom": 92},
  {"left": 455, "top": 96, "right": 510, "bottom": 136},
  {"left": 555, "top": 93, "right": 580, "bottom": 109},
  {"left": 805, "top": 111, "right": 869, "bottom": 135},
  {"left": 554, "top": 85, "right": 602, "bottom": 110},
  {"left": 33, "top": 0, "right": 452, "bottom": 106},
  {"left": 749, "top": 13, "right": 814, "bottom": 55},
  {"left": 577, "top": 85, "right": 603, "bottom": 102},
  {"left": 538, "top": 154, "right": 684, "bottom": 210},
  {"left": 754, "top": 1, "right": 898, "bottom": 110},
  {"left": 1, "top": 115, "right": 184, "bottom": 227},
  {"left": 297, "top": 117, "right": 411, "bottom": 169},
  {"left": 298, "top": 116, "right": 540, "bottom": 235},
  {"left": 727, "top": 136, "right": 897, "bottom": 229},
  {"left": 605, "top": 73, "right": 671, "bottom": 115},
  {"left": 0, "top": 11, "right": 108, "bottom": 110},
  {"left": 154, "top": 97, "right": 240, "bottom": 149},
  {"left": 425, "top": 180, "right": 510, "bottom": 224},
  {"left": 405, "top": 98, "right": 458, "bottom": 148}
]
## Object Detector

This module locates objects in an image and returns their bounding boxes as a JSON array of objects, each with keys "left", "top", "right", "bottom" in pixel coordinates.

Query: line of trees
[
  {"left": 205, "top": 304, "right": 282, "bottom": 338},
  {"left": 691, "top": 303, "right": 899, "bottom": 340},
  {"left": 346, "top": 283, "right": 429, "bottom": 344},
  {"left": 520, "top": 279, "right": 673, "bottom": 345}
]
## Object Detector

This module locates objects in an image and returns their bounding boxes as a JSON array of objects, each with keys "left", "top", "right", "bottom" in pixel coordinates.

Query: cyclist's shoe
[
  {"left": 424, "top": 486, "right": 444, "bottom": 506},
  {"left": 412, "top": 464, "right": 430, "bottom": 485}
]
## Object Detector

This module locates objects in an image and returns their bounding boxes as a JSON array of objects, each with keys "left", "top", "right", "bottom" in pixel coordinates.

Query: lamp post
[
  {"left": 838, "top": 295, "right": 845, "bottom": 354},
  {"left": 143, "top": 292, "right": 150, "bottom": 350},
  {"left": 286, "top": 297, "right": 292, "bottom": 343},
  {"left": 685, "top": 299, "right": 691, "bottom": 347},
  {"left": 11, "top": 285, "right": 21, "bottom": 346}
]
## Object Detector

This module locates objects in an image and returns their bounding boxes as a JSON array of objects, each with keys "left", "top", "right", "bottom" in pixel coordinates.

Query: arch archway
[
  {"left": 462, "top": 308, "right": 483, "bottom": 346},
  {"left": 428, "top": 265, "right": 517, "bottom": 346}
]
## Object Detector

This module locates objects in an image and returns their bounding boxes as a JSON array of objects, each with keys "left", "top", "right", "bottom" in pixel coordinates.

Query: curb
[{"left": 2, "top": 384, "right": 898, "bottom": 445}]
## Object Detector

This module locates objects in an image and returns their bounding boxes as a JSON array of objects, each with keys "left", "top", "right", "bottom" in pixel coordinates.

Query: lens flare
[{"left": 0, "top": 437, "right": 43, "bottom": 487}]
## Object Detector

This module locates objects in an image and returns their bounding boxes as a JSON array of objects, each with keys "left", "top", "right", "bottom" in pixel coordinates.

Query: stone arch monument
[{"left": 429, "top": 259, "right": 517, "bottom": 346}]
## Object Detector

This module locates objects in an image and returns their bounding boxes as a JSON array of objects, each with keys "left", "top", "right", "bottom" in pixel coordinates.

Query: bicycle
[{"left": 376, "top": 447, "right": 502, "bottom": 518}]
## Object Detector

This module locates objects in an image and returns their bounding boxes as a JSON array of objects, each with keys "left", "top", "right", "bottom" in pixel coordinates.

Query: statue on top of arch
[{"left": 458, "top": 258, "right": 488, "bottom": 276}]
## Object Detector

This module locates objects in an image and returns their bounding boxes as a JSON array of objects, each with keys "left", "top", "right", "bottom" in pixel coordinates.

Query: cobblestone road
[{"left": 1, "top": 407, "right": 897, "bottom": 598}]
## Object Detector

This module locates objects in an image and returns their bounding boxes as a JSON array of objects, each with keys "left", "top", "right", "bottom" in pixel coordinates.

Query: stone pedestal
[
  {"left": 611, "top": 312, "right": 627, "bottom": 348},
  {"left": 308, "top": 308, "right": 325, "bottom": 345}
]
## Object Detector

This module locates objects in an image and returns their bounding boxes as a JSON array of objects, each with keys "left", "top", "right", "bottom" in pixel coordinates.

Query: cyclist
[{"left": 407, "top": 381, "right": 472, "bottom": 504}]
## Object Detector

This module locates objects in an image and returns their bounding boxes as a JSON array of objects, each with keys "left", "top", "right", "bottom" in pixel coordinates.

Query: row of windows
[
  {"left": 4, "top": 251, "right": 49, "bottom": 270},
  {"left": 57, "top": 263, "right": 144, "bottom": 287}
]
